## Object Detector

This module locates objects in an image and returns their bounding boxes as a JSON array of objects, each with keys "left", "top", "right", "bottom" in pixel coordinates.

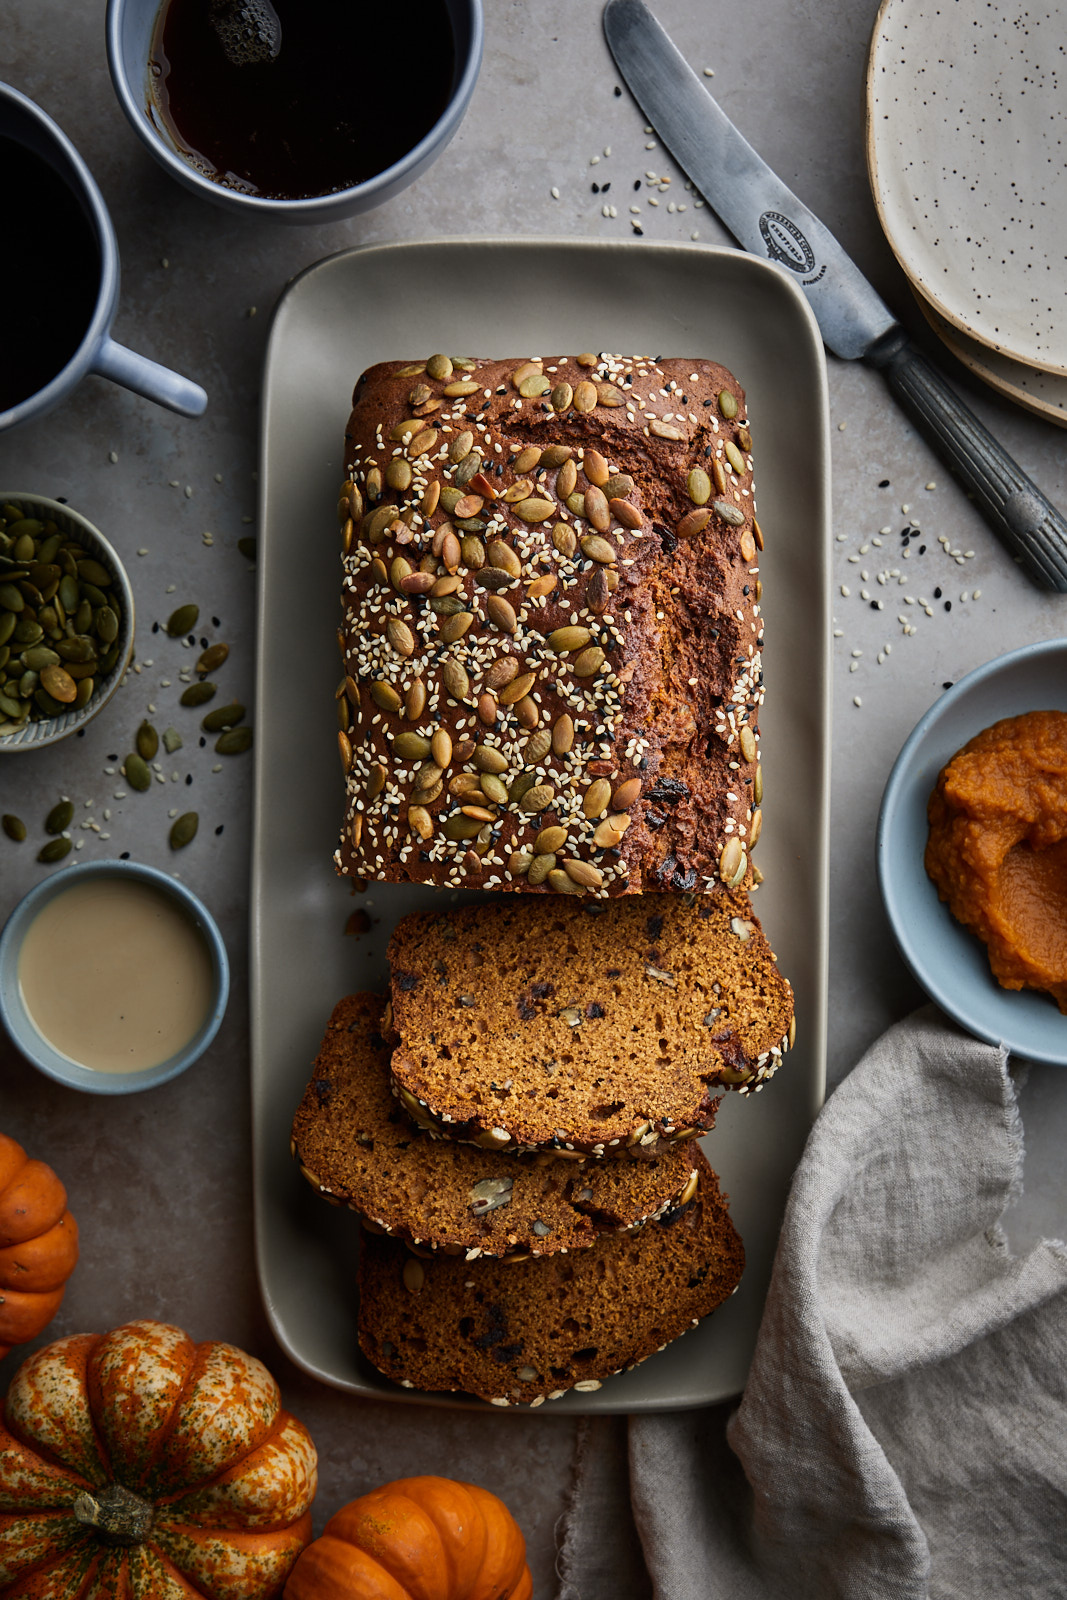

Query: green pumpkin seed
[
  {"left": 21, "top": 645, "right": 60, "bottom": 673},
  {"left": 687, "top": 468, "right": 712, "bottom": 506},
  {"left": 45, "top": 799, "right": 74, "bottom": 834},
  {"left": 76, "top": 559, "right": 112, "bottom": 587},
  {"left": 202, "top": 702, "right": 245, "bottom": 732},
  {"left": 180, "top": 681, "right": 217, "bottom": 707},
  {"left": 73, "top": 677, "right": 95, "bottom": 709},
  {"left": 392, "top": 732, "right": 432, "bottom": 760},
  {"left": 55, "top": 636, "right": 96, "bottom": 664},
  {"left": 167, "top": 603, "right": 200, "bottom": 637},
  {"left": 58, "top": 574, "right": 79, "bottom": 613},
  {"left": 0, "top": 583, "right": 24, "bottom": 611},
  {"left": 94, "top": 605, "right": 119, "bottom": 644},
  {"left": 2, "top": 814, "right": 27, "bottom": 842},
  {"left": 169, "top": 812, "right": 199, "bottom": 850},
  {"left": 215, "top": 727, "right": 253, "bottom": 755},
  {"left": 718, "top": 389, "right": 739, "bottom": 419},
  {"left": 724, "top": 441, "right": 746, "bottom": 475},
  {"left": 197, "top": 642, "right": 229, "bottom": 675},
  {"left": 37, "top": 838, "right": 72, "bottom": 865},
  {"left": 712, "top": 499, "right": 746, "bottom": 527},
  {"left": 137, "top": 721, "right": 159, "bottom": 760},
  {"left": 238, "top": 536, "right": 257, "bottom": 559},
  {"left": 0, "top": 612, "right": 15, "bottom": 647},
  {"left": 124, "top": 752, "right": 152, "bottom": 791}
]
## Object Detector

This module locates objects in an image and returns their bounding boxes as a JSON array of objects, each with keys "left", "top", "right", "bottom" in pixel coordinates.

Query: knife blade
[{"left": 604, "top": 0, "right": 1067, "bottom": 591}]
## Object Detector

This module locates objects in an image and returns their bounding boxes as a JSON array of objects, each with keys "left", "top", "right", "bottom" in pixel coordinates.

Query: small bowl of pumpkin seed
[{"left": 0, "top": 493, "right": 134, "bottom": 750}]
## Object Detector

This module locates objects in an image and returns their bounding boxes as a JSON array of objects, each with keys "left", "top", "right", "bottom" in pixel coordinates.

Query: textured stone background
[{"left": 2, "top": 1, "right": 1065, "bottom": 1593}]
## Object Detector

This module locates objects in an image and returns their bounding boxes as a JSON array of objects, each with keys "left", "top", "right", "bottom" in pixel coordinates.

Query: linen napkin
[{"left": 557, "top": 1006, "right": 1067, "bottom": 1600}]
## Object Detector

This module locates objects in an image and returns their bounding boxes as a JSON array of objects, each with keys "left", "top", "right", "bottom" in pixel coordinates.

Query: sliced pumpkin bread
[
  {"left": 357, "top": 1147, "right": 743, "bottom": 1406},
  {"left": 291, "top": 993, "right": 703, "bottom": 1259},
  {"left": 387, "top": 892, "right": 794, "bottom": 1156}
]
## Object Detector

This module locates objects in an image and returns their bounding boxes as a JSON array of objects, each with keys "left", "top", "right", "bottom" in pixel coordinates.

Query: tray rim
[{"left": 251, "top": 233, "right": 832, "bottom": 1413}]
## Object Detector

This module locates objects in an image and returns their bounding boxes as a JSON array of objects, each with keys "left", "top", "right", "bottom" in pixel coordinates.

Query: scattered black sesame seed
[
  {"left": 933, "top": 587, "right": 942, "bottom": 598},
  {"left": 151, "top": 621, "right": 159, "bottom": 633},
  {"left": 185, "top": 774, "right": 193, "bottom": 785},
  {"left": 870, "top": 601, "right": 879, "bottom": 609},
  {"left": 601, "top": 182, "right": 610, "bottom": 193},
  {"left": 631, "top": 223, "right": 644, "bottom": 235},
  {"left": 919, "top": 545, "right": 926, "bottom": 555},
  {"left": 879, "top": 479, "right": 890, "bottom": 488},
  {"left": 592, "top": 182, "right": 600, "bottom": 193},
  {"left": 215, "top": 824, "right": 224, "bottom": 835},
  {"left": 633, "top": 178, "right": 640, "bottom": 189},
  {"left": 199, "top": 737, "right": 206, "bottom": 748},
  {"left": 212, "top": 616, "right": 220, "bottom": 627},
  {"left": 120, "top": 851, "right": 130, "bottom": 860},
  {"left": 943, "top": 682, "right": 954, "bottom": 690},
  {"left": 944, "top": 600, "right": 952, "bottom": 611},
  {"left": 76, "top": 728, "right": 85, "bottom": 737}
]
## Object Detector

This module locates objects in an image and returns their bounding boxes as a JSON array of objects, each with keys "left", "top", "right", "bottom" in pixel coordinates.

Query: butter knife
[{"left": 604, "top": 0, "right": 1067, "bottom": 592}]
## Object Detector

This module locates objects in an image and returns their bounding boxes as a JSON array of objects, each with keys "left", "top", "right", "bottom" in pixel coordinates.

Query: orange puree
[{"left": 926, "top": 709, "right": 1067, "bottom": 1011}]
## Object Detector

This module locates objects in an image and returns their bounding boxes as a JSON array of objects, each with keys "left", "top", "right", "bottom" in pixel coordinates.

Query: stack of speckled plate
[{"left": 866, "top": 0, "right": 1067, "bottom": 427}]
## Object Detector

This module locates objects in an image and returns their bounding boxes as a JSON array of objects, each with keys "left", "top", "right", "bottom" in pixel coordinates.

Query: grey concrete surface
[{"left": 2, "top": 1, "right": 1064, "bottom": 1593}]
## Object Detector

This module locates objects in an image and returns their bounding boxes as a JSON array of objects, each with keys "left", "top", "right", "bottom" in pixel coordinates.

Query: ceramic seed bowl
[
  {"left": 0, "top": 859, "right": 230, "bottom": 1094},
  {"left": 105, "top": 0, "right": 484, "bottom": 224},
  {"left": 0, "top": 493, "right": 135, "bottom": 751}
]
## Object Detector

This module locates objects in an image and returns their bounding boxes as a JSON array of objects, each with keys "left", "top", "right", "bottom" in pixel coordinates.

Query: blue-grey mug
[{"left": 0, "top": 81, "right": 207, "bottom": 434}]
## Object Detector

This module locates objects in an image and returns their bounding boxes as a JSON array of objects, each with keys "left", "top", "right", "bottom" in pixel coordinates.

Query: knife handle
[{"left": 866, "top": 328, "right": 1067, "bottom": 592}]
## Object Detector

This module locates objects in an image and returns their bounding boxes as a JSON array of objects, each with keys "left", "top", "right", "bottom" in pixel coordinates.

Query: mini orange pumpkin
[
  {"left": 0, "top": 1319, "right": 317, "bottom": 1597},
  {"left": 0, "top": 1132, "right": 79, "bottom": 1361},
  {"left": 283, "top": 1476, "right": 532, "bottom": 1600}
]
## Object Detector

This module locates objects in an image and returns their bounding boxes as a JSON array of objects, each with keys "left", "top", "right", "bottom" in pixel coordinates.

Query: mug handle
[{"left": 91, "top": 336, "right": 208, "bottom": 417}]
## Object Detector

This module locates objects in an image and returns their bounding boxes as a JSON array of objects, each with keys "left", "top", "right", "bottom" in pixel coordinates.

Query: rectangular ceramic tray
[{"left": 251, "top": 237, "right": 831, "bottom": 1412}]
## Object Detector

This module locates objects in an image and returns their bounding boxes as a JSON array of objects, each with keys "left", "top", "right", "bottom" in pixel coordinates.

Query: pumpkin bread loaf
[
  {"left": 386, "top": 892, "right": 794, "bottom": 1157},
  {"left": 334, "top": 352, "right": 765, "bottom": 898},
  {"left": 290, "top": 993, "right": 702, "bottom": 1259},
  {"left": 357, "top": 1147, "right": 743, "bottom": 1406}
]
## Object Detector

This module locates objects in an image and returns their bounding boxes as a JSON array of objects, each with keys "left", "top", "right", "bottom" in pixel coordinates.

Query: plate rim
[
  {"left": 910, "top": 289, "right": 1067, "bottom": 431},
  {"left": 865, "top": 0, "right": 1067, "bottom": 380},
  {"left": 877, "top": 637, "right": 1067, "bottom": 1065},
  {"left": 250, "top": 234, "right": 832, "bottom": 1411}
]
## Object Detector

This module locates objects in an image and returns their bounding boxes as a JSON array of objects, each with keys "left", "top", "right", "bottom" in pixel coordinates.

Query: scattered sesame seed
[
  {"left": 853, "top": 696, "right": 862, "bottom": 707},
  {"left": 551, "top": 186, "right": 560, "bottom": 199}
]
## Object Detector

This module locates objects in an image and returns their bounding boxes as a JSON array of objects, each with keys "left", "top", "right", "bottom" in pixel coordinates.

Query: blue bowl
[
  {"left": 877, "top": 638, "right": 1067, "bottom": 1065},
  {"left": 0, "top": 860, "right": 229, "bottom": 1093}
]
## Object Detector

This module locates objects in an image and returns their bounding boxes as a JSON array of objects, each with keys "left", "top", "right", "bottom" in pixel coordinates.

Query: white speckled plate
[
  {"left": 867, "top": 0, "right": 1067, "bottom": 376},
  {"left": 912, "top": 289, "right": 1067, "bottom": 430},
  {"left": 251, "top": 238, "right": 830, "bottom": 1412}
]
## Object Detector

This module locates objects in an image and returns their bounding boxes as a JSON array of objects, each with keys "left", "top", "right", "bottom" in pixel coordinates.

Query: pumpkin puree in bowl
[{"left": 926, "top": 710, "right": 1067, "bottom": 1011}]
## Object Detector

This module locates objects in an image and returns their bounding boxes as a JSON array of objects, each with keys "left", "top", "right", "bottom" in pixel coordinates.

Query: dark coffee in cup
[{"left": 0, "top": 137, "right": 101, "bottom": 413}]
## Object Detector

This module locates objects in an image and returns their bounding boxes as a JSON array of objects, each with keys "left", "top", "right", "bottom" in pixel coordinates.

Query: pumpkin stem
[{"left": 73, "top": 1484, "right": 154, "bottom": 1547}]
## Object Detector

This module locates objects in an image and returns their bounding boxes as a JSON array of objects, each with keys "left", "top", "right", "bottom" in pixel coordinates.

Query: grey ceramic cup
[
  {"left": 105, "top": 0, "right": 483, "bottom": 224},
  {"left": 0, "top": 82, "right": 208, "bottom": 434}
]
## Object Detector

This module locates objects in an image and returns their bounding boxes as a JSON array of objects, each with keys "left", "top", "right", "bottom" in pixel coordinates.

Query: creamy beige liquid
[{"left": 18, "top": 877, "right": 215, "bottom": 1073}]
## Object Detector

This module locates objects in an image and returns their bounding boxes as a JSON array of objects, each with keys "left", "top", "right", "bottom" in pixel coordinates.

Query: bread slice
[
  {"left": 387, "top": 891, "right": 794, "bottom": 1155},
  {"left": 357, "top": 1148, "right": 743, "bottom": 1406},
  {"left": 291, "top": 993, "right": 702, "bottom": 1259}
]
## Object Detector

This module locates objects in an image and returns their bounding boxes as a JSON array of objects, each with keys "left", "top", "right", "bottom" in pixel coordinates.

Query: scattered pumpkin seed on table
[
  {"left": 136, "top": 721, "right": 159, "bottom": 760},
  {"left": 37, "top": 838, "right": 71, "bottom": 864},
  {"left": 169, "top": 812, "right": 199, "bottom": 850},
  {"left": 180, "top": 681, "right": 216, "bottom": 707},
  {"left": 202, "top": 703, "right": 244, "bottom": 732},
  {"left": 215, "top": 726, "right": 253, "bottom": 755},
  {"left": 2, "top": 814, "right": 26, "bottom": 842},
  {"left": 166, "top": 603, "right": 199, "bottom": 637},
  {"left": 124, "top": 752, "right": 152, "bottom": 791},
  {"left": 45, "top": 800, "right": 74, "bottom": 835}
]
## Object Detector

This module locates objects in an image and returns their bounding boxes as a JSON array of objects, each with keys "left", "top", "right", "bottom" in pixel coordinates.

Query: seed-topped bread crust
[
  {"left": 387, "top": 893, "right": 794, "bottom": 1156},
  {"left": 334, "top": 352, "right": 765, "bottom": 898},
  {"left": 290, "top": 993, "right": 703, "bottom": 1258},
  {"left": 357, "top": 1148, "right": 743, "bottom": 1406}
]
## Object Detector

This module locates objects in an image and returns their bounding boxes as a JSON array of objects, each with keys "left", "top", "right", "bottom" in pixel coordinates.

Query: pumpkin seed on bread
[
  {"left": 386, "top": 892, "right": 794, "bottom": 1156},
  {"left": 357, "top": 1147, "right": 743, "bottom": 1406},
  {"left": 334, "top": 353, "right": 765, "bottom": 899},
  {"left": 291, "top": 993, "right": 703, "bottom": 1259}
]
